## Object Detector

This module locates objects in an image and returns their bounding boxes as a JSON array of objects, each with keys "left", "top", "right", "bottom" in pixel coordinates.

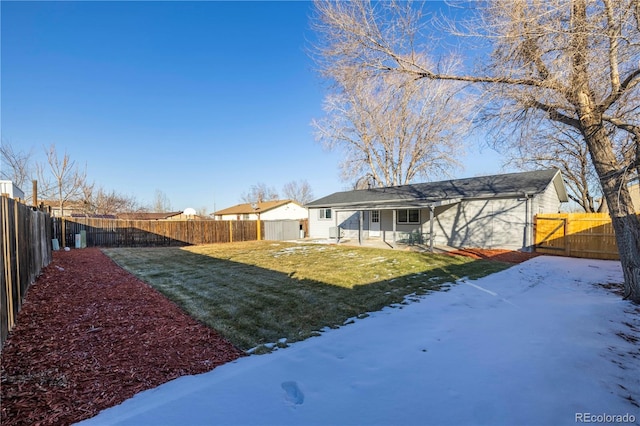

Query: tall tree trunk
[
  {"left": 611, "top": 211, "right": 640, "bottom": 302},
  {"left": 583, "top": 122, "right": 640, "bottom": 302},
  {"left": 58, "top": 188, "right": 64, "bottom": 218},
  {"left": 571, "top": 0, "right": 640, "bottom": 302}
]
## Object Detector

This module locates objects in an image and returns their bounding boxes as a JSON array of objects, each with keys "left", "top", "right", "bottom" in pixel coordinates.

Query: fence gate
[
  {"left": 535, "top": 215, "right": 567, "bottom": 255},
  {"left": 534, "top": 213, "right": 627, "bottom": 260}
]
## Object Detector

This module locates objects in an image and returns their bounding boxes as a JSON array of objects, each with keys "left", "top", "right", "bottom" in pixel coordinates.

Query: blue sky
[{"left": 2, "top": 1, "right": 506, "bottom": 213}]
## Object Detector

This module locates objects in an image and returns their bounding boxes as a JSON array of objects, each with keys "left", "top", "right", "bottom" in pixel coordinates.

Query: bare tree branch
[
  {"left": 44, "top": 144, "right": 86, "bottom": 217},
  {"left": 282, "top": 180, "right": 315, "bottom": 205},
  {"left": 152, "top": 189, "right": 173, "bottom": 213},
  {"left": 0, "top": 140, "right": 33, "bottom": 192},
  {"left": 312, "top": 68, "right": 470, "bottom": 187},
  {"left": 241, "top": 183, "right": 279, "bottom": 205}
]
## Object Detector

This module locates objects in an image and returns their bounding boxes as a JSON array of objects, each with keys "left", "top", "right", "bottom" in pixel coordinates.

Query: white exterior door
[{"left": 369, "top": 210, "right": 381, "bottom": 237}]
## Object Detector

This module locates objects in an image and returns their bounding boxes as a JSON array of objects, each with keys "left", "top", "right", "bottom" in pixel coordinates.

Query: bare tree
[
  {"left": 312, "top": 0, "right": 640, "bottom": 301},
  {"left": 282, "top": 180, "right": 314, "bottom": 205},
  {"left": 312, "top": 71, "right": 470, "bottom": 186},
  {"left": 0, "top": 140, "right": 33, "bottom": 194},
  {"left": 241, "top": 183, "right": 279, "bottom": 204},
  {"left": 42, "top": 144, "right": 86, "bottom": 217},
  {"left": 79, "top": 180, "right": 96, "bottom": 214},
  {"left": 152, "top": 189, "right": 173, "bottom": 213},
  {"left": 97, "top": 190, "right": 140, "bottom": 215},
  {"left": 505, "top": 125, "right": 604, "bottom": 212},
  {"left": 80, "top": 182, "right": 141, "bottom": 216},
  {"left": 34, "top": 160, "right": 55, "bottom": 203}
]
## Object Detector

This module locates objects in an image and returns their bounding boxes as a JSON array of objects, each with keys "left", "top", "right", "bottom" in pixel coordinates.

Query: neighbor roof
[
  {"left": 214, "top": 200, "right": 300, "bottom": 216},
  {"left": 306, "top": 169, "right": 568, "bottom": 210},
  {"left": 117, "top": 212, "right": 184, "bottom": 220}
]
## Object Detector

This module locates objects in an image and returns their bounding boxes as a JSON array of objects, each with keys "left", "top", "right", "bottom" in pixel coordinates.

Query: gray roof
[{"left": 306, "top": 169, "right": 567, "bottom": 210}]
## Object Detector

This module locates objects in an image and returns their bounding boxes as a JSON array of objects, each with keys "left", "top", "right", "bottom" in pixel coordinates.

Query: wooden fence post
[
  {"left": 563, "top": 217, "right": 570, "bottom": 257},
  {"left": 61, "top": 217, "right": 66, "bottom": 248},
  {"left": 13, "top": 199, "right": 21, "bottom": 307},
  {"left": 3, "top": 197, "right": 15, "bottom": 330},
  {"left": 229, "top": 220, "right": 233, "bottom": 243}
]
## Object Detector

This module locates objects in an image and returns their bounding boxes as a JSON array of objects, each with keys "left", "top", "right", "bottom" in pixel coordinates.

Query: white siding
[
  {"left": 218, "top": 213, "right": 258, "bottom": 220},
  {"left": 308, "top": 208, "right": 335, "bottom": 238},
  {"left": 536, "top": 182, "right": 563, "bottom": 214},
  {"left": 218, "top": 203, "right": 308, "bottom": 221},
  {"left": 261, "top": 202, "right": 308, "bottom": 220},
  {"left": 308, "top": 208, "right": 361, "bottom": 239},
  {"left": 432, "top": 198, "right": 529, "bottom": 250}
]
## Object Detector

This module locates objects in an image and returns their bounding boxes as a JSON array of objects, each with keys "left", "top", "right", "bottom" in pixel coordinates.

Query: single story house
[
  {"left": 117, "top": 211, "right": 186, "bottom": 220},
  {"left": 213, "top": 199, "right": 308, "bottom": 221},
  {"left": 40, "top": 200, "right": 89, "bottom": 217},
  {"left": 305, "top": 169, "right": 568, "bottom": 251}
]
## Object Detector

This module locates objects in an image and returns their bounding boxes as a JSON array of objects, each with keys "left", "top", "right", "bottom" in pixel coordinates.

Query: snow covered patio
[{"left": 79, "top": 256, "right": 640, "bottom": 426}]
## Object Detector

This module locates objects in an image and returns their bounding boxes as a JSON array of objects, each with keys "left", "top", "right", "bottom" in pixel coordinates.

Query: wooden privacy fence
[
  {"left": 52, "top": 218, "right": 262, "bottom": 248},
  {"left": 1, "top": 196, "right": 52, "bottom": 348},
  {"left": 534, "top": 212, "right": 639, "bottom": 260}
]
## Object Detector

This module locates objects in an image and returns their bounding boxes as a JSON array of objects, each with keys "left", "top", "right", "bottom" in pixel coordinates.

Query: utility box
[
  {"left": 75, "top": 230, "right": 87, "bottom": 249},
  {"left": 329, "top": 226, "right": 342, "bottom": 239}
]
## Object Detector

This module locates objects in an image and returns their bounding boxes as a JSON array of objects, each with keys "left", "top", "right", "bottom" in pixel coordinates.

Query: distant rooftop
[{"left": 214, "top": 199, "right": 299, "bottom": 216}]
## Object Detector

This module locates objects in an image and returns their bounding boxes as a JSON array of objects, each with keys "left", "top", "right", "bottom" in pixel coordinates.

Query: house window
[
  {"left": 243, "top": 214, "right": 251, "bottom": 220},
  {"left": 319, "top": 208, "right": 332, "bottom": 220},
  {"left": 397, "top": 209, "right": 420, "bottom": 224},
  {"left": 371, "top": 210, "right": 380, "bottom": 223}
]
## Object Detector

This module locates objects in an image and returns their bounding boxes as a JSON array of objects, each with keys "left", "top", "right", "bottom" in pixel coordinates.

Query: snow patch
[{"left": 78, "top": 256, "right": 640, "bottom": 426}]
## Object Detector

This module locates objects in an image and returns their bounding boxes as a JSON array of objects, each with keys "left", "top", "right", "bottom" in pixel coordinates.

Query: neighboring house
[
  {"left": 117, "top": 211, "right": 186, "bottom": 220},
  {"left": 62, "top": 208, "right": 205, "bottom": 221},
  {"left": 305, "top": 169, "right": 568, "bottom": 251},
  {"left": 213, "top": 200, "right": 308, "bottom": 221},
  {"left": 599, "top": 182, "right": 640, "bottom": 213},
  {"left": 0, "top": 180, "right": 25, "bottom": 200},
  {"left": 71, "top": 213, "right": 117, "bottom": 219},
  {"left": 40, "top": 200, "right": 87, "bottom": 217}
]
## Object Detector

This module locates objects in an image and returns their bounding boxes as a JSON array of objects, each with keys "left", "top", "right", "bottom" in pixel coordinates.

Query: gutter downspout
[{"left": 524, "top": 193, "right": 532, "bottom": 252}]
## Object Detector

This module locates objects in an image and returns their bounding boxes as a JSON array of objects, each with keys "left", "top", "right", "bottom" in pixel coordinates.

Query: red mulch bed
[
  {"left": 447, "top": 248, "right": 540, "bottom": 264},
  {"left": 1, "top": 248, "right": 245, "bottom": 426}
]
